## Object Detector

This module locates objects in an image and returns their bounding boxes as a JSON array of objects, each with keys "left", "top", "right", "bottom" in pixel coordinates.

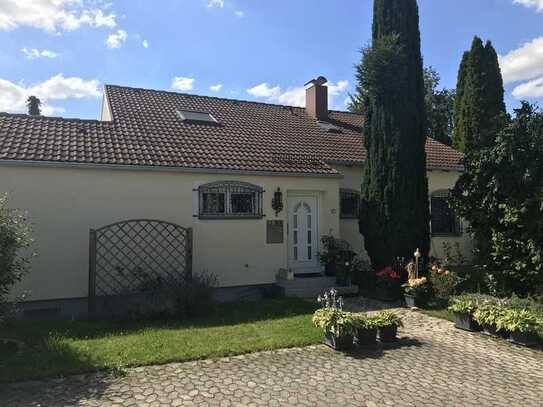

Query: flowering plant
[
  {"left": 429, "top": 264, "right": 461, "bottom": 303},
  {"left": 376, "top": 267, "right": 400, "bottom": 280},
  {"left": 402, "top": 277, "right": 429, "bottom": 297},
  {"left": 313, "top": 289, "right": 356, "bottom": 337},
  {"left": 375, "top": 267, "right": 401, "bottom": 296}
]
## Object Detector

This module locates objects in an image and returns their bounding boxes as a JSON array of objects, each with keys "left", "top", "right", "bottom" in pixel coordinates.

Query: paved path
[{"left": 2, "top": 301, "right": 543, "bottom": 406}]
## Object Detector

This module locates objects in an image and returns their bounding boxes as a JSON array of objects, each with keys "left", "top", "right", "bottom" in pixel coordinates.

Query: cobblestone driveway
[{"left": 2, "top": 302, "right": 543, "bottom": 406}]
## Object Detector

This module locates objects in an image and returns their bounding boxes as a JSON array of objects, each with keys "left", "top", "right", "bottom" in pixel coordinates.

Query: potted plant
[
  {"left": 371, "top": 311, "right": 403, "bottom": 342},
  {"left": 319, "top": 235, "right": 340, "bottom": 277},
  {"left": 473, "top": 302, "right": 508, "bottom": 338},
  {"left": 496, "top": 309, "right": 542, "bottom": 347},
  {"left": 402, "top": 277, "right": 429, "bottom": 308},
  {"left": 428, "top": 264, "right": 462, "bottom": 307},
  {"left": 448, "top": 294, "right": 482, "bottom": 332},
  {"left": 375, "top": 267, "right": 401, "bottom": 301},
  {"left": 353, "top": 313, "right": 378, "bottom": 346},
  {"left": 313, "top": 289, "right": 355, "bottom": 350}
]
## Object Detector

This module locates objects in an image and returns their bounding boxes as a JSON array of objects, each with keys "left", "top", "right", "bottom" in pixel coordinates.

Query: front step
[{"left": 275, "top": 276, "right": 358, "bottom": 298}]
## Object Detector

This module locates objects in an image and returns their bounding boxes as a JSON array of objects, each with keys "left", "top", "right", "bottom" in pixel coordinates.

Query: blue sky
[{"left": 1, "top": 0, "right": 543, "bottom": 119}]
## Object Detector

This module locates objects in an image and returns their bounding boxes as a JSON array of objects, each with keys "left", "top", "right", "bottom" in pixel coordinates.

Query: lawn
[
  {"left": 0, "top": 298, "right": 321, "bottom": 383},
  {"left": 419, "top": 307, "right": 455, "bottom": 322}
]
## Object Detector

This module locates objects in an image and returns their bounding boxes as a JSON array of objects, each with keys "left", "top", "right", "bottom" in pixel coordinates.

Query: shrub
[
  {"left": 496, "top": 308, "right": 542, "bottom": 334},
  {"left": 369, "top": 311, "right": 403, "bottom": 328},
  {"left": 312, "top": 308, "right": 356, "bottom": 337},
  {"left": 0, "top": 195, "right": 33, "bottom": 325},
  {"left": 352, "top": 313, "right": 378, "bottom": 330},
  {"left": 473, "top": 302, "right": 508, "bottom": 328},
  {"left": 429, "top": 265, "right": 462, "bottom": 304},
  {"left": 171, "top": 270, "right": 217, "bottom": 318},
  {"left": 448, "top": 293, "right": 494, "bottom": 314}
]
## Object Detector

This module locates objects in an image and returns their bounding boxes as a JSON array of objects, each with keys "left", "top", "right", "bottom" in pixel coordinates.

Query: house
[{"left": 0, "top": 76, "right": 470, "bottom": 318}]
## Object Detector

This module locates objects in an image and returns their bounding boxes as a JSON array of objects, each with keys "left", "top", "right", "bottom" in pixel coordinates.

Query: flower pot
[
  {"left": 482, "top": 324, "right": 508, "bottom": 338},
  {"left": 508, "top": 331, "right": 540, "bottom": 347},
  {"left": 324, "top": 332, "right": 354, "bottom": 351},
  {"left": 404, "top": 294, "right": 426, "bottom": 308},
  {"left": 453, "top": 312, "right": 481, "bottom": 332},
  {"left": 325, "top": 262, "right": 337, "bottom": 277},
  {"left": 355, "top": 328, "right": 377, "bottom": 346},
  {"left": 378, "top": 325, "right": 398, "bottom": 342}
]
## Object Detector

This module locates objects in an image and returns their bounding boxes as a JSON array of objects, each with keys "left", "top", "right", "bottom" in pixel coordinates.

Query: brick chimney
[{"left": 305, "top": 76, "right": 328, "bottom": 120}]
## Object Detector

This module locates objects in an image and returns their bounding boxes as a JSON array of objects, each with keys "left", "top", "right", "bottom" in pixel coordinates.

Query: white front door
[{"left": 287, "top": 195, "right": 319, "bottom": 274}]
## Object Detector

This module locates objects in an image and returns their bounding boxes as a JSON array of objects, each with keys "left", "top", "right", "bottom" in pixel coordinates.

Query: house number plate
[{"left": 266, "top": 220, "right": 284, "bottom": 244}]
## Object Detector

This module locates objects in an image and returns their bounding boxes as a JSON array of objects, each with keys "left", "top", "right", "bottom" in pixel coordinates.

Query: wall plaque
[{"left": 266, "top": 220, "right": 284, "bottom": 244}]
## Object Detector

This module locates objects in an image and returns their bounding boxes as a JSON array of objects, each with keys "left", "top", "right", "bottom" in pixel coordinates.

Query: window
[
  {"left": 340, "top": 189, "right": 361, "bottom": 219},
  {"left": 198, "top": 181, "right": 264, "bottom": 219},
  {"left": 431, "top": 190, "right": 462, "bottom": 236},
  {"left": 177, "top": 110, "right": 218, "bottom": 124}
]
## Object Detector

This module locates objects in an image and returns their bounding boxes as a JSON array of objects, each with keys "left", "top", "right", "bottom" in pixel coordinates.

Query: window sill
[
  {"left": 431, "top": 233, "right": 463, "bottom": 238},
  {"left": 197, "top": 215, "right": 265, "bottom": 220}
]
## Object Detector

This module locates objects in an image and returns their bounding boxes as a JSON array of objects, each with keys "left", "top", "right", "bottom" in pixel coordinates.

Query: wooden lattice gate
[{"left": 88, "top": 219, "right": 192, "bottom": 319}]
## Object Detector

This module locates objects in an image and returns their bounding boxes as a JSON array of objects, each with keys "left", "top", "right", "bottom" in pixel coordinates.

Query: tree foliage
[
  {"left": 358, "top": 0, "right": 430, "bottom": 269},
  {"left": 424, "top": 67, "right": 455, "bottom": 145},
  {"left": 26, "top": 96, "right": 41, "bottom": 116},
  {"left": 452, "top": 37, "right": 506, "bottom": 152},
  {"left": 0, "top": 195, "right": 33, "bottom": 324},
  {"left": 452, "top": 103, "right": 543, "bottom": 295},
  {"left": 349, "top": 66, "right": 454, "bottom": 147}
]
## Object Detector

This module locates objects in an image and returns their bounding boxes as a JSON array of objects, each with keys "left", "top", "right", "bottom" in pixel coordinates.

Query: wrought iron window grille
[
  {"left": 196, "top": 181, "right": 264, "bottom": 219},
  {"left": 340, "top": 188, "right": 361, "bottom": 219}
]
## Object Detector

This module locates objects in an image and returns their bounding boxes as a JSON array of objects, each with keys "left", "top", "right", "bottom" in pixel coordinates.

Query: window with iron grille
[
  {"left": 340, "top": 189, "right": 361, "bottom": 219},
  {"left": 198, "top": 181, "right": 264, "bottom": 219},
  {"left": 431, "top": 190, "right": 462, "bottom": 236}
]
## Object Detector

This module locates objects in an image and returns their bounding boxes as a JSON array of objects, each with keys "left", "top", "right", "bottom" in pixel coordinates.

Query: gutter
[{"left": 0, "top": 159, "right": 344, "bottom": 179}]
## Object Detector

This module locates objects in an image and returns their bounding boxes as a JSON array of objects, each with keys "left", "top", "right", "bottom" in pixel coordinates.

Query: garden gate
[{"left": 88, "top": 219, "right": 192, "bottom": 318}]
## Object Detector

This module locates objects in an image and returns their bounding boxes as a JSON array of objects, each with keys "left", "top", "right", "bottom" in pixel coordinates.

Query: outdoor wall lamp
[{"left": 272, "top": 187, "right": 283, "bottom": 216}]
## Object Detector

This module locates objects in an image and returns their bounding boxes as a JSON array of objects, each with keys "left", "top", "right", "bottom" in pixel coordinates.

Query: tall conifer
[{"left": 359, "top": 0, "right": 429, "bottom": 269}]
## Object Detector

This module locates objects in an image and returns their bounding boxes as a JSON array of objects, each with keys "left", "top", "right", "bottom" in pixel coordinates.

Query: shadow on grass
[{"left": 6, "top": 298, "right": 318, "bottom": 343}]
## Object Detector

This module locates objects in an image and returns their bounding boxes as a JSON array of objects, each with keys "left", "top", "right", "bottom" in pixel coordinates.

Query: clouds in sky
[
  {"left": 106, "top": 29, "right": 128, "bottom": 49},
  {"left": 172, "top": 77, "right": 195, "bottom": 91},
  {"left": 246, "top": 80, "right": 349, "bottom": 109},
  {"left": 21, "top": 48, "right": 58, "bottom": 60},
  {"left": 207, "top": 0, "right": 224, "bottom": 8},
  {"left": 209, "top": 84, "right": 223, "bottom": 92},
  {"left": 142, "top": 39, "right": 149, "bottom": 49},
  {"left": 0, "top": 74, "right": 100, "bottom": 115},
  {"left": 513, "top": 0, "right": 543, "bottom": 12},
  {"left": 0, "top": 0, "right": 116, "bottom": 33},
  {"left": 500, "top": 37, "right": 543, "bottom": 98}
]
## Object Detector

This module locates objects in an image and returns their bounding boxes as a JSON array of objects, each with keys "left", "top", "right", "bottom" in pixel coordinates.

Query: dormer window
[{"left": 177, "top": 110, "right": 218, "bottom": 124}]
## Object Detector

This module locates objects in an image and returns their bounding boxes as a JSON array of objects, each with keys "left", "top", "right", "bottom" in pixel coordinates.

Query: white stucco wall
[
  {"left": 0, "top": 164, "right": 340, "bottom": 301},
  {"left": 333, "top": 164, "right": 473, "bottom": 262}
]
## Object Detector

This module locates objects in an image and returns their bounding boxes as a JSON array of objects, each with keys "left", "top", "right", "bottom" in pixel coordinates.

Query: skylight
[{"left": 176, "top": 110, "right": 218, "bottom": 124}]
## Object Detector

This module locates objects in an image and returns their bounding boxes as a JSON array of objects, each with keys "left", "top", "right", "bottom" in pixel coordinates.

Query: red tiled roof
[{"left": 0, "top": 85, "right": 464, "bottom": 175}]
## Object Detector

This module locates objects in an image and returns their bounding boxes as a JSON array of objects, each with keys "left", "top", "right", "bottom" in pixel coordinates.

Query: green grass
[
  {"left": 0, "top": 298, "right": 321, "bottom": 383},
  {"left": 419, "top": 307, "right": 455, "bottom": 322}
]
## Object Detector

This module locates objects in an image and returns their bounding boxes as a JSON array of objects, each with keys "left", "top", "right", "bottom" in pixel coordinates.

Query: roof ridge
[{"left": 104, "top": 84, "right": 358, "bottom": 114}]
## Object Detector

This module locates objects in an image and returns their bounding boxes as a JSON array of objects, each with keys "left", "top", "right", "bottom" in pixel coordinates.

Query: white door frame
[{"left": 287, "top": 192, "right": 320, "bottom": 275}]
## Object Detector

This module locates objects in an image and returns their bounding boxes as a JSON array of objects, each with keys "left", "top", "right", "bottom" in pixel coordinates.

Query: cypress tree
[
  {"left": 452, "top": 37, "right": 506, "bottom": 152},
  {"left": 359, "top": 0, "right": 430, "bottom": 269},
  {"left": 26, "top": 96, "right": 41, "bottom": 116}
]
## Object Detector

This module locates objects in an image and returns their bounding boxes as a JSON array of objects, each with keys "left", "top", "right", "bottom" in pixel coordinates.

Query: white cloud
[
  {"left": 142, "top": 39, "right": 149, "bottom": 48},
  {"left": 246, "top": 80, "right": 350, "bottom": 109},
  {"left": 499, "top": 37, "right": 543, "bottom": 83},
  {"left": 106, "top": 29, "right": 128, "bottom": 49},
  {"left": 247, "top": 83, "right": 281, "bottom": 99},
  {"left": 209, "top": 84, "right": 223, "bottom": 92},
  {"left": 512, "top": 76, "right": 543, "bottom": 98},
  {"left": 207, "top": 0, "right": 224, "bottom": 8},
  {"left": 234, "top": 10, "right": 244, "bottom": 18},
  {"left": 172, "top": 77, "right": 195, "bottom": 91},
  {"left": 21, "top": 47, "right": 58, "bottom": 60},
  {"left": 0, "top": 74, "right": 100, "bottom": 115},
  {"left": 513, "top": 0, "right": 543, "bottom": 12},
  {"left": 0, "top": 0, "right": 116, "bottom": 33}
]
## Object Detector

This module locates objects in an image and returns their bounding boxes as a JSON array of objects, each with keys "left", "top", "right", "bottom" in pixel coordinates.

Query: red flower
[{"left": 376, "top": 267, "right": 400, "bottom": 279}]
